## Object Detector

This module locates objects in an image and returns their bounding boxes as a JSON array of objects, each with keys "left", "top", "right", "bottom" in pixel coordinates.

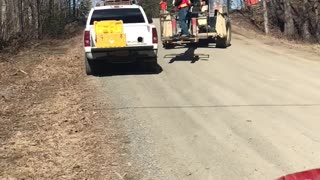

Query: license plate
[{"left": 110, "top": 51, "right": 129, "bottom": 56}]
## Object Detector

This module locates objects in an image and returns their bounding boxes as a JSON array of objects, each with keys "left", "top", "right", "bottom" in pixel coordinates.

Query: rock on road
[{"left": 86, "top": 20, "right": 320, "bottom": 180}]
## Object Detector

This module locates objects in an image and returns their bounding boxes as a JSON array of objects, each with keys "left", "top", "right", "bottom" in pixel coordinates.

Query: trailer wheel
[
  {"left": 198, "top": 40, "right": 210, "bottom": 47},
  {"left": 216, "top": 22, "right": 231, "bottom": 48},
  {"left": 163, "top": 43, "right": 175, "bottom": 49}
]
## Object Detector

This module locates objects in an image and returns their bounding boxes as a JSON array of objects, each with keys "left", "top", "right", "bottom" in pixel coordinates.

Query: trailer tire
[
  {"left": 163, "top": 43, "right": 175, "bottom": 49},
  {"left": 198, "top": 40, "right": 210, "bottom": 47},
  {"left": 216, "top": 22, "right": 231, "bottom": 48}
]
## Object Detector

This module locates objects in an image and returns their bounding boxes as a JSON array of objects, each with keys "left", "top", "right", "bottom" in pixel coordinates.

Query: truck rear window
[{"left": 90, "top": 8, "right": 145, "bottom": 25}]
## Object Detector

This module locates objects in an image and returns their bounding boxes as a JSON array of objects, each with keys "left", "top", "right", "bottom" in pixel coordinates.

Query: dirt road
[{"left": 86, "top": 21, "right": 320, "bottom": 179}]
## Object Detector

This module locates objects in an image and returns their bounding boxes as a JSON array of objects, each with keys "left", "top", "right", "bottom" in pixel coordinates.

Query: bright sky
[{"left": 92, "top": 0, "right": 102, "bottom": 6}]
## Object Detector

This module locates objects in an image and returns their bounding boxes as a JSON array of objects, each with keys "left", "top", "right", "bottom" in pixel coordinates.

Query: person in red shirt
[{"left": 175, "top": 0, "right": 192, "bottom": 37}]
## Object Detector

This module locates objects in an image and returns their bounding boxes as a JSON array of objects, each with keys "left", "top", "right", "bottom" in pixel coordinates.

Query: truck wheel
[
  {"left": 85, "top": 56, "right": 94, "bottom": 75},
  {"left": 216, "top": 22, "right": 231, "bottom": 48},
  {"left": 141, "top": 58, "right": 158, "bottom": 72},
  {"left": 147, "top": 58, "right": 158, "bottom": 71},
  {"left": 149, "top": 60, "right": 158, "bottom": 68}
]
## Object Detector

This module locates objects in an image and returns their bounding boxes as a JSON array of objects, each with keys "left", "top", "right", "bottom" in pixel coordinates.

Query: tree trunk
[
  {"left": 302, "top": 0, "right": 311, "bottom": 41},
  {"left": 283, "top": 0, "right": 295, "bottom": 38},
  {"left": 49, "top": 0, "right": 53, "bottom": 17},
  {"left": 68, "top": 0, "right": 71, "bottom": 17},
  {"left": 37, "top": 0, "right": 41, "bottom": 39},
  {"left": 73, "top": 0, "right": 76, "bottom": 17},
  {"left": 316, "top": 1, "right": 320, "bottom": 42},
  {"left": 29, "top": 1, "right": 36, "bottom": 38},
  {"left": 3, "top": 0, "right": 8, "bottom": 40},
  {"left": 18, "top": 0, "right": 23, "bottom": 32},
  {"left": 5, "top": 0, "right": 13, "bottom": 37},
  {"left": 263, "top": 0, "right": 269, "bottom": 34},
  {"left": 0, "top": 0, "right": 3, "bottom": 44},
  {"left": 0, "top": 0, "right": 3, "bottom": 25}
]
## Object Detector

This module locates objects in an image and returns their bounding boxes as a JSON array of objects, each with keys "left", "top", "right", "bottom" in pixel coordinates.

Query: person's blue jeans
[{"left": 179, "top": 7, "right": 190, "bottom": 35}]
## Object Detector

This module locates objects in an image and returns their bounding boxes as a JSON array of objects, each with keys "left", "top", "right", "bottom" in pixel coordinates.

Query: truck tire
[
  {"left": 148, "top": 60, "right": 158, "bottom": 69},
  {"left": 140, "top": 58, "right": 158, "bottom": 72},
  {"left": 147, "top": 58, "right": 158, "bottom": 71},
  {"left": 85, "top": 56, "right": 94, "bottom": 75},
  {"left": 216, "top": 22, "right": 231, "bottom": 48}
]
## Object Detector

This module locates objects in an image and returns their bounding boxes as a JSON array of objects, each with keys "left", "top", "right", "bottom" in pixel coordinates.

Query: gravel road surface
[{"left": 86, "top": 20, "right": 320, "bottom": 180}]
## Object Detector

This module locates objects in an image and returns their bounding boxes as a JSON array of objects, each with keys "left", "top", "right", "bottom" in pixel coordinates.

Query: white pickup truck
[{"left": 83, "top": 4, "right": 158, "bottom": 75}]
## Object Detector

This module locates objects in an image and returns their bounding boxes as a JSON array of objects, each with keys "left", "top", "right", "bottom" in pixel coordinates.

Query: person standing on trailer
[
  {"left": 159, "top": 0, "right": 168, "bottom": 19},
  {"left": 160, "top": 0, "right": 167, "bottom": 12},
  {"left": 160, "top": 0, "right": 168, "bottom": 36},
  {"left": 174, "top": 0, "right": 192, "bottom": 38},
  {"left": 201, "top": 0, "right": 209, "bottom": 12}
]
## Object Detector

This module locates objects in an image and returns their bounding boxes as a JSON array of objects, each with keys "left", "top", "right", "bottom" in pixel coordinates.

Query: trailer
[{"left": 160, "top": 0, "right": 231, "bottom": 49}]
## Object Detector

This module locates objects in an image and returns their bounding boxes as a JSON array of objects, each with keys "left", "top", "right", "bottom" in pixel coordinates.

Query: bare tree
[
  {"left": 316, "top": 1, "right": 320, "bottom": 42},
  {"left": 73, "top": 0, "right": 76, "bottom": 17},
  {"left": 283, "top": 0, "right": 295, "bottom": 38},
  {"left": 0, "top": 0, "right": 3, "bottom": 25},
  {"left": 262, "top": 0, "right": 269, "bottom": 34},
  {"left": 302, "top": 0, "right": 311, "bottom": 41}
]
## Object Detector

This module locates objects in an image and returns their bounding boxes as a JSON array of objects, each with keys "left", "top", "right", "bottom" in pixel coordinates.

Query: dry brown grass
[{"left": 0, "top": 29, "right": 138, "bottom": 180}]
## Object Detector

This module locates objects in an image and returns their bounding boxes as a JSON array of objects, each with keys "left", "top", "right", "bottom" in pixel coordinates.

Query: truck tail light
[
  {"left": 152, "top": 28, "right": 158, "bottom": 44},
  {"left": 84, "top": 30, "right": 90, "bottom": 47}
]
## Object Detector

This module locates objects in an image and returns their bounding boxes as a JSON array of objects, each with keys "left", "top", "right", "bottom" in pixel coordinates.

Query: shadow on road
[
  {"left": 92, "top": 62, "right": 163, "bottom": 77},
  {"left": 164, "top": 45, "right": 210, "bottom": 63}
]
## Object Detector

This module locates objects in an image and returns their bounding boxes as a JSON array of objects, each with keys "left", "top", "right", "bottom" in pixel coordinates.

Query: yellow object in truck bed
[
  {"left": 94, "top": 20, "right": 124, "bottom": 34},
  {"left": 96, "top": 33, "right": 126, "bottom": 48}
]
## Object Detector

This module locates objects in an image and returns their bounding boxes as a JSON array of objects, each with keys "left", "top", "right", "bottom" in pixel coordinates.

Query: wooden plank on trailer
[{"left": 162, "top": 15, "right": 173, "bottom": 38}]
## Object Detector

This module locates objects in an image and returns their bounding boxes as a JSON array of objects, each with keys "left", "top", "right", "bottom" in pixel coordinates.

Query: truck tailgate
[{"left": 123, "top": 24, "right": 152, "bottom": 46}]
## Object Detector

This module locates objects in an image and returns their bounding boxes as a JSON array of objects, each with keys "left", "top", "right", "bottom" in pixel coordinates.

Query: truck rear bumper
[{"left": 86, "top": 46, "right": 157, "bottom": 62}]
